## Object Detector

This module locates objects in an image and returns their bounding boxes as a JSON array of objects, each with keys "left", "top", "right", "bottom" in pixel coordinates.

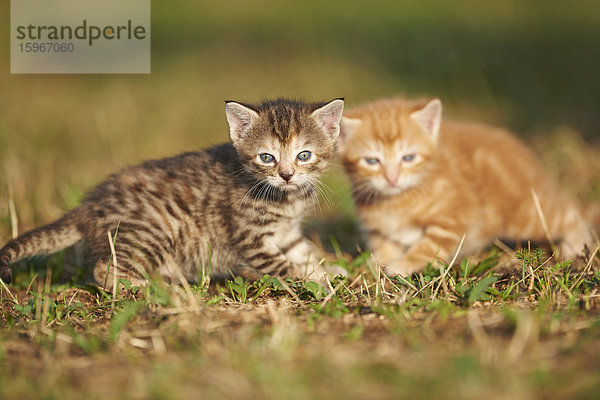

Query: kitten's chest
[
  {"left": 392, "top": 226, "right": 424, "bottom": 247},
  {"left": 381, "top": 221, "right": 424, "bottom": 248},
  {"left": 262, "top": 202, "right": 306, "bottom": 244},
  {"left": 245, "top": 196, "right": 308, "bottom": 237},
  {"left": 270, "top": 197, "right": 309, "bottom": 219}
]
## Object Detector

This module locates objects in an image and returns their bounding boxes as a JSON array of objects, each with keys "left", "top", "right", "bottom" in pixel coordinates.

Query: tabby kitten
[
  {"left": 341, "top": 97, "right": 594, "bottom": 275},
  {"left": 0, "top": 98, "right": 345, "bottom": 289}
]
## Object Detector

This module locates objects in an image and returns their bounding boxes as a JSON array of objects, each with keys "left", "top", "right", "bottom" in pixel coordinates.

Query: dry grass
[{"left": 1, "top": 243, "right": 600, "bottom": 399}]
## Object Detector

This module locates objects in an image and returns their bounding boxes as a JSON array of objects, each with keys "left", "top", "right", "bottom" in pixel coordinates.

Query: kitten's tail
[{"left": 0, "top": 212, "right": 83, "bottom": 284}]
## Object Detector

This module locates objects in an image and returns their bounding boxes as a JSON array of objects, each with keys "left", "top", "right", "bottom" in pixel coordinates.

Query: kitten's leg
[
  {"left": 530, "top": 194, "right": 595, "bottom": 261},
  {"left": 92, "top": 258, "right": 147, "bottom": 292},
  {"left": 553, "top": 205, "right": 595, "bottom": 261},
  {"left": 236, "top": 231, "right": 345, "bottom": 281},
  {"left": 282, "top": 238, "right": 347, "bottom": 280},
  {"left": 377, "top": 225, "right": 462, "bottom": 276},
  {"left": 237, "top": 235, "right": 301, "bottom": 279},
  {"left": 368, "top": 235, "right": 410, "bottom": 274},
  {"left": 235, "top": 264, "right": 265, "bottom": 281},
  {"left": 557, "top": 222, "right": 595, "bottom": 261},
  {"left": 88, "top": 224, "right": 168, "bottom": 291}
]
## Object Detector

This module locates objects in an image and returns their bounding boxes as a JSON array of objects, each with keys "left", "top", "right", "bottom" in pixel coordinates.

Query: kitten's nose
[
  {"left": 279, "top": 170, "right": 294, "bottom": 182},
  {"left": 384, "top": 165, "right": 399, "bottom": 185}
]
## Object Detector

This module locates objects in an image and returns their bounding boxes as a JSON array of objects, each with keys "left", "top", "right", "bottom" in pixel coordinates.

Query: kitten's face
[
  {"left": 341, "top": 99, "right": 442, "bottom": 198},
  {"left": 243, "top": 133, "right": 323, "bottom": 190},
  {"left": 226, "top": 99, "right": 344, "bottom": 191}
]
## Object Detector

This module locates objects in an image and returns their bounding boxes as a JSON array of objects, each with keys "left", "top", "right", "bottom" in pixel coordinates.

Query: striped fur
[
  {"left": 341, "top": 97, "right": 594, "bottom": 275},
  {"left": 0, "top": 98, "right": 345, "bottom": 289}
]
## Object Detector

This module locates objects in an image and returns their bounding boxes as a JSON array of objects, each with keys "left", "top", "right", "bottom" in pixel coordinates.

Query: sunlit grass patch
[{"left": 1, "top": 245, "right": 599, "bottom": 399}]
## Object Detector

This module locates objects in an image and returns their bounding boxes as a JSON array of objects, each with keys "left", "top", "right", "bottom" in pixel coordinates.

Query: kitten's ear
[
  {"left": 339, "top": 117, "right": 362, "bottom": 145},
  {"left": 225, "top": 101, "right": 260, "bottom": 142},
  {"left": 410, "top": 98, "right": 442, "bottom": 141},
  {"left": 311, "top": 98, "right": 345, "bottom": 139}
]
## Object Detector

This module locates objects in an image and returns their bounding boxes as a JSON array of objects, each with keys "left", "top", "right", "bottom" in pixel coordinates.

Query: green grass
[{"left": 1, "top": 248, "right": 600, "bottom": 399}]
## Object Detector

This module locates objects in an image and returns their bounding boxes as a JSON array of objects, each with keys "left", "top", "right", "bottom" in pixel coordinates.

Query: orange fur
[{"left": 341, "top": 97, "right": 594, "bottom": 275}]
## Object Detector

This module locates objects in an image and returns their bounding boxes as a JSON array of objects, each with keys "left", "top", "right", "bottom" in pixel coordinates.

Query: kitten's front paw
[
  {"left": 0, "top": 257, "right": 12, "bottom": 284},
  {"left": 303, "top": 264, "right": 347, "bottom": 282},
  {"left": 380, "top": 261, "right": 424, "bottom": 278},
  {"left": 557, "top": 241, "right": 587, "bottom": 262},
  {"left": 322, "top": 264, "right": 349, "bottom": 278}
]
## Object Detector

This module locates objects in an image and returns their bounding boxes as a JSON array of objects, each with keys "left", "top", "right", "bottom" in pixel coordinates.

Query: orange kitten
[{"left": 340, "top": 97, "right": 594, "bottom": 275}]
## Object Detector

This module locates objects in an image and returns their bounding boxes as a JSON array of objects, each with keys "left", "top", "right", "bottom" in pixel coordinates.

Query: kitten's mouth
[
  {"left": 378, "top": 175, "right": 421, "bottom": 195},
  {"left": 378, "top": 181, "right": 409, "bottom": 195},
  {"left": 276, "top": 181, "right": 299, "bottom": 190},
  {"left": 382, "top": 186, "right": 404, "bottom": 195}
]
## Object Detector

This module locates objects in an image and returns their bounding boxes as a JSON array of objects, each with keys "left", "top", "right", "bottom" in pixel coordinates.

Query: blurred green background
[{"left": 0, "top": 0, "right": 599, "bottom": 241}]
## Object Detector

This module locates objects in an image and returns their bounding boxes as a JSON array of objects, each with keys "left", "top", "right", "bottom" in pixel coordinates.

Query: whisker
[
  {"left": 303, "top": 177, "right": 332, "bottom": 211},
  {"left": 314, "top": 182, "right": 334, "bottom": 209},
  {"left": 240, "top": 178, "right": 269, "bottom": 209},
  {"left": 351, "top": 179, "right": 381, "bottom": 204}
]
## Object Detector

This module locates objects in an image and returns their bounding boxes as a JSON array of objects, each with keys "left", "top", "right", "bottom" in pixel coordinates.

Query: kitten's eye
[
  {"left": 364, "top": 157, "right": 380, "bottom": 165},
  {"left": 402, "top": 154, "right": 417, "bottom": 162},
  {"left": 259, "top": 153, "right": 275, "bottom": 163},
  {"left": 297, "top": 151, "right": 312, "bottom": 162}
]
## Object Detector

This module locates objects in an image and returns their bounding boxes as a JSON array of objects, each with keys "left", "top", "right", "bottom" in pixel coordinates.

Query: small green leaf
[
  {"left": 469, "top": 276, "right": 498, "bottom": 304},
  {"left": 110, "top": 302, "right": 142, "bottom": 342},
  {"left": 206, "top": 295, "right": 225, "bottom": 306},
  {"left": 304, "top": 281, "right": 326, "bottom": 301},
  {"left": 470, "top": 252, "right": 500, "bottom": 276},
  {"left": 119, "top": 278, "right": 132, "bottom": 290},
  {"left": 350, "top": 251, "right": 371, "bottom": 268},
  {"left": 14, "top": 304, "right": 32, "bottom": 315},
  {"left": 149, "top": 282, "right": 170, "bottom": 306},
  {"left": 455, "top": 284, "right": 469, "bottom": 297}
]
